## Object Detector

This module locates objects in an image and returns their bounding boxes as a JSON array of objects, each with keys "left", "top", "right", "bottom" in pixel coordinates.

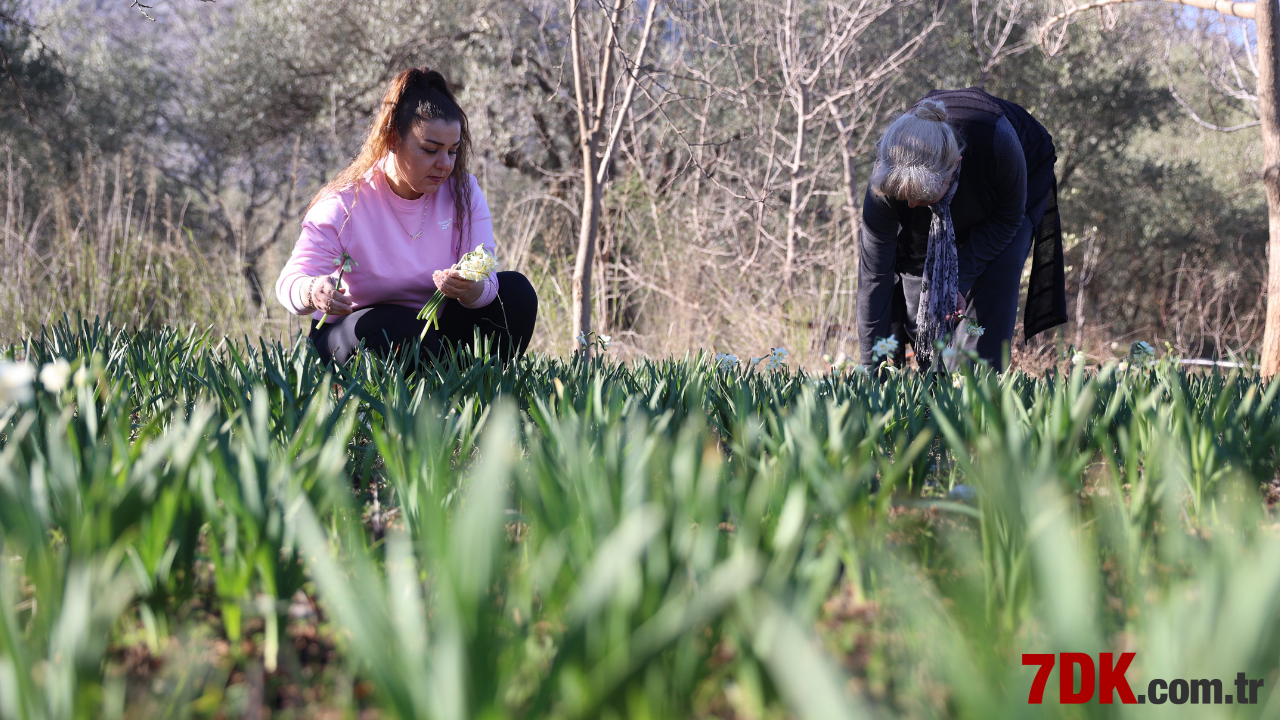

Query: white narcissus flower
[
  {"left": 965, "top": 319, "right": 985, "bottom": 337},
  {"left": 871, "top": 335, "right": 899, "bottom": 359},
  {"left": 952, "top": 374, "right": 964, "bottom": 389},
  {"left": 765, "top": 347, "right": 788, "bottom": 371},
  {"left": 598, "top": 334, "right": 612, "bottom": 349},
  {"left": 39, "top": 359, "right": 71, "bottom": 393},
  {"left": 1072, "top": 353, "right": 1086, "bottom": 365},
  {"left": 0, "top": 361, "right": 35, "bottom": 406},
  {"left": 714, "top": 352, "right": 739, "bottom": 370},
  {"left": 576, "top": 331, "right": 589, "bottom": 347}
]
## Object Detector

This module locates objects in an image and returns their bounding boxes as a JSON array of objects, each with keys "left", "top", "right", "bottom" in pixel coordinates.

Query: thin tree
[
  {"left": 567, "top": 0, "right": 658, "bottom": 350},
  {"left": 1038, "top": 0, "right": 1280, "bottom": 375}
]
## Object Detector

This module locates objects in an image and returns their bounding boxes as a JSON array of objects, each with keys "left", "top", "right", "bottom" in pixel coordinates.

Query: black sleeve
[
  {"left": 857, "top": 187, "right": 901, "bottom": 366},
  {"left": 957, "top": 116, "right": 1027, "bottom": 295}
]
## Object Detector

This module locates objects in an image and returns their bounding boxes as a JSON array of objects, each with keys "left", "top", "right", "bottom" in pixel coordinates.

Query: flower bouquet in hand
[
  {"left": 315, "top": 252, "right": 357, "bottom": 330},
  {"left": 418, "top": 245, "right": 499, "bottom": 340}
]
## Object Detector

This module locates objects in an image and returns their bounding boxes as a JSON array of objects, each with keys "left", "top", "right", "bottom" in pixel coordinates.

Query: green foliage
[{"left": 0, "top": 318, "right": 1279, "bottom": 717}]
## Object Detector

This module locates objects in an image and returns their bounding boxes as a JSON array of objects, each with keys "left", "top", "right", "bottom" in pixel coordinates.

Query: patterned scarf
[{"left": 916, "top": 169, "right": 961, "bottom": 368}]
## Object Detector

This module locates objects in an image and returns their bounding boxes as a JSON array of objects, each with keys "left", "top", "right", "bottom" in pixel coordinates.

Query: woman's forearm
[{"left": 858, "top": 189, "right": 901, "bottom": 364}]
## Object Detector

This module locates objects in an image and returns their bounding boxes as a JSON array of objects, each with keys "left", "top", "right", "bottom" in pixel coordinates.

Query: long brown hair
[{"left": 309, "top": 67, "right": 474, "bottom": 253}]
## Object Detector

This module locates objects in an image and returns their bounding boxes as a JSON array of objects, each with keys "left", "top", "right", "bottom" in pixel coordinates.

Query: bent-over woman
[
  {"left": 276, "top": 67, "right": 538, "bottom": 365},
  {"left": 857, "top": 87, "right": 1067, "bottom": 371}
]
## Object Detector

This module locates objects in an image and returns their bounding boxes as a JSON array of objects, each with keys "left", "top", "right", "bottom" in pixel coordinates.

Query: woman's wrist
[{"left": 298, "top": 276, "right": 318, "bottom": 312}]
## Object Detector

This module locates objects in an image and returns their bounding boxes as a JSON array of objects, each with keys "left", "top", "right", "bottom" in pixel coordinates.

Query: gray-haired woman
[{"left": 857, "top": 87, "right": 1067, "bottom": 371}]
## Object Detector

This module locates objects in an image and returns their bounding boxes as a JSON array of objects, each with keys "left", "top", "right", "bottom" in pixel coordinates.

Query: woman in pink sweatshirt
[{"left": 275, "top": 67, "right": 538, "bottom": 365}]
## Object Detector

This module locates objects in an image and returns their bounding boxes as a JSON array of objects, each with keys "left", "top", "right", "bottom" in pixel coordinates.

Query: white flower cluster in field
[
  {"left": 964, "top": 319, "right": 985, "bottom": 337},
  {"left": 457, "top": 245, "right": 499, "bottom": 282},
  {"left": 0, "top": 358, "right": 87, "bottom": 404},
  {"left": 714, "top": 352, "right": 738, "bottom": 370},
  {"left": 764, "top": 347, "right": 788, "bottom": 371},
  {"left": 872, "top": 335, "right": 898, "bottom": 360},
  {"left": 575, "top": 330, "right": 611, "bottom": 351}
]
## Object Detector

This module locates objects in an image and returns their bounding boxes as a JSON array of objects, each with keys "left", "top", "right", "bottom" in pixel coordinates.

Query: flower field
[{"left": 2, "top": 319, "right": 1280, "bottom": 719}]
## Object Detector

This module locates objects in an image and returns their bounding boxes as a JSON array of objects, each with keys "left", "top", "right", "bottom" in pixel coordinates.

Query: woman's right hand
[{"left": 310, "top": 275, "right": 354, "bottom": 316}]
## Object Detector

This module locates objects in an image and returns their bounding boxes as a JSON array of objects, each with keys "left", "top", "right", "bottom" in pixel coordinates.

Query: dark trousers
[
  {"left": 309, "top": 271, "right": 538, "bottom": 366},
  {"left": 893, "top": 215, "right": 1034, "bottom": 372}
]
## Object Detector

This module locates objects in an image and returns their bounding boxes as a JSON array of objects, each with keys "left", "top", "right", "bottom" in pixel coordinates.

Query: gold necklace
[{"left": 385, "top": 171, "right": 428, "bottom": 239}]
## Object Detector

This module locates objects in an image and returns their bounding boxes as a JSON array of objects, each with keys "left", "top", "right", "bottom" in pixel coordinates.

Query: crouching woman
[
  {"left": 856, "top": 88, "right": 1067, "bottom": 371},
  {"left": 275, "top": 66, "right": 538, "bottom": 365}
]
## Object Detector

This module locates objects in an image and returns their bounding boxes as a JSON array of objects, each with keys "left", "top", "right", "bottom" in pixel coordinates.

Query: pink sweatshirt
[{"left": 275, "top": 158, "right": 498, "bottom": 320}]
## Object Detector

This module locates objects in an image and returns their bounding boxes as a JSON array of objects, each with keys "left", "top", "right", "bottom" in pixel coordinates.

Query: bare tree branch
[{"left": 1039, "top": 0, "right": 1255, "bottom": 56}]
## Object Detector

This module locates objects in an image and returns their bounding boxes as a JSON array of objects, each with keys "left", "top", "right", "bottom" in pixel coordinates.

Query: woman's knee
[
  {"left": 496, "top": 271, "right": 538, "bottom": 328},
  {"left": 497, "top": 271, "right": 537, "bottom": 302}
]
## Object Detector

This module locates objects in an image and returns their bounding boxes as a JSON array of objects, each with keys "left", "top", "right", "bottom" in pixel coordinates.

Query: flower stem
[
  {"left": 314, "top": 266, "right": 348, "bottom": 330},
  {"left": 417, "top": 290, "right": 447, "bottom": 340}
]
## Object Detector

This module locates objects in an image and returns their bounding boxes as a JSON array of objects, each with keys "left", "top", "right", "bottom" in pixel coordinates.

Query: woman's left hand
[{"left": 433, "top": 268, "right": 484, "bottom": 305}]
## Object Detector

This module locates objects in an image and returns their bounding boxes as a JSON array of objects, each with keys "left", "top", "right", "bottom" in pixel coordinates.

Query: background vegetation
[{"left": 0, "top": 0, "right": 1269, "bottom": 365}]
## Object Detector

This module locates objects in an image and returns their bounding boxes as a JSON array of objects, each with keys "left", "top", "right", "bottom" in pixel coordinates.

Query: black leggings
[{"left": 309, "top": 271, "right": 538, "bottom": 365}]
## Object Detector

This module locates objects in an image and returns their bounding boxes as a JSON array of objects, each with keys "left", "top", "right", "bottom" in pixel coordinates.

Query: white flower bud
[
  {"left": 39, "top": 359, "right": 71, "bottom": 393},
  {"left": 0, "top": 361, "right": 36, "bottom": 406}
]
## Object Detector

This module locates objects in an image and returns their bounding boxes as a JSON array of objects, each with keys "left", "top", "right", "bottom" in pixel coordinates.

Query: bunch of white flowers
[
  {"left": 0, "top": 361, "right": 35, "bottom": 406},
  {"left": 964, "top": 319, "right": 985, "bottom": 337},
  {"left": 871, "top": 335, "right": 899, "bottom": 360},
  {"left": 39, "top": 358, "right": 71, "bottom": 393},
  {"left": 456, "top": 245, "right": 500, "bottom": 281},
  {"left": 419, "top": 245, "right": 500, "bottom": 336},
  {"left": 714, "top": 352, "right": 739, "bottom": 370}
]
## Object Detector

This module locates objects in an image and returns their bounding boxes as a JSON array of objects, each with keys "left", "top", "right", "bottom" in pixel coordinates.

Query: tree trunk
[
  {"left": 783, "top": 86, "right": 807, "bottom": 290},
  {"left": 573, "top": 170, "right": 601, "bottom": 347},
  {"left": 1258, "top": 0, "right": 1280, "bottom": 376}
]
